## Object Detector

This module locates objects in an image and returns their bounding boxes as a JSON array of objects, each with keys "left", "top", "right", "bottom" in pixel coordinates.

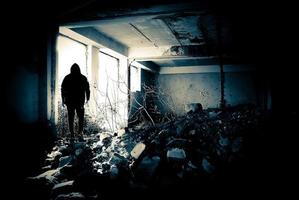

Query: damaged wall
[
  {"left": 157, "top": 72, "right": 220, "bottom": 114},
  {"left": 157, "top": 68, "right": 257, "bottom": 115}
]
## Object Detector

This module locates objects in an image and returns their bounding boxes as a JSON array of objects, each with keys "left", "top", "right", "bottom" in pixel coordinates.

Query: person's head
[{"left": 70, "top": 63, "right": 81, "bottom": 75}]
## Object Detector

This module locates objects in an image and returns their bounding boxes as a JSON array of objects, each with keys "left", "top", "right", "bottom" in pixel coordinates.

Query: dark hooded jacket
[{"left": 61, "top": 63, "right": 90, "bottom": 106}]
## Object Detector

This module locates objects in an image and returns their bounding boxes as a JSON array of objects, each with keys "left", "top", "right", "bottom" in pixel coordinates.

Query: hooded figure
[{"left": 61, "top": 63, "right": 90, "bottom": 141}]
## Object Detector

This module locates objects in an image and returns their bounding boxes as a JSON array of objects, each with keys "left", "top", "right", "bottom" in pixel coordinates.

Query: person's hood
[{"left": 70, "top": 63, "right": 81, "bottom": 75}]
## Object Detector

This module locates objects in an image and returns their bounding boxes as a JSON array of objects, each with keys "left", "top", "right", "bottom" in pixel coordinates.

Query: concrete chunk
[
  {"left": 55, "top": 192, "right": 85, "bottom": 200},
  {"left": 185, "top": 103, "right": 203, "bottom": 113},
  {"left": 35, "top": 169, "right": 60, "bottom": 183},
  {"left": 130, "top": 142, "right": 146, "bottom": 159},
  {"left": 52, "top": 180, "right": 75, "bottom": 196},
  {"left": 59, "top": 156, "right": 72, "bottom": 167},
  {"left": 167, "top": 148, "right": 186, "bottom": 162},
  {"left": 53, "top": 180, "right": 74, "bottom": 190}
]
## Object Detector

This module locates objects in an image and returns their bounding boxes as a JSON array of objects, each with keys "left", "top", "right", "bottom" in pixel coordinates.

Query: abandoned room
[{"left": 3, "top": 0, "right": 296, "bottom": 199}]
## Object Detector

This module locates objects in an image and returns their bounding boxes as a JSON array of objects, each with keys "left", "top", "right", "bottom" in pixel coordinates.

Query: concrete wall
[
  {"left": 157, "top": 71, "right": 257, "bottom": 115},
  {"left": 9, "top": 66, "right": 39, "bottom": 123},
  {"left": 157, "top": 73, "right": 220, "bottom": 115},
  {"left": 4, "top": 24, "right": 56, "bottom": 182},
  {"left": 5, "top": 27, "right": 52, "bottom": 124}
]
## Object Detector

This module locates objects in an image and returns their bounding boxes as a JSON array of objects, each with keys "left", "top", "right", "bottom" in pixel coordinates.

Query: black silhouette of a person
[{"left": 61, "top": 63, "right": 90, "bottom": 141}]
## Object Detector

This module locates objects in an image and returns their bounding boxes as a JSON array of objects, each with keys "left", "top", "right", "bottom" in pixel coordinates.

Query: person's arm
[
  {"left": 61, "top": 78, "right": 66, "bottom": 105},
  {"left": 85, "top": 78, "right": 90, "bottom": 102}
]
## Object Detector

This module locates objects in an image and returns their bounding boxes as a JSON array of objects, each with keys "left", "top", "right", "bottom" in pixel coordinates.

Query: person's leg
[
  {"left": 76, "top": 105, "right": 85, "bottom": 136},
  {"left": 67, "top": 105, "right": 75, "bottom": 138}
]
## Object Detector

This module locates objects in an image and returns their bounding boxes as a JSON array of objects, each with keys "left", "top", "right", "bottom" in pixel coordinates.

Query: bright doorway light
[{"left": 55, "top": 35, "right": 88, "bottom": 135}]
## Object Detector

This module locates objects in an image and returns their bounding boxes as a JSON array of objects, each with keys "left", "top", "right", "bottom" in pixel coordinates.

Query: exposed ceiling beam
[
  {"left": 129, "top": 44, "right": 215, "bottom": 60},
  {"left": 132, "top": 56, "right": 217, "bottom": 61},
  {"left": 159, "top": 64, "right": 255, "bottom": 74},
  {"left": 71, "top": 27, "right": 128, "bottom": 56},
  {"left": 59, "top": 27, "right": 101, "bottom": 47}
]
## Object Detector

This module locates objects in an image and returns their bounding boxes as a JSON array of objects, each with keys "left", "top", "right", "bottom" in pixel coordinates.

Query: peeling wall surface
[
  {"left": 158, "top": 73, "right": 220, "bottom": 115},
  {"left": 157, "top": 70, "right": 257, "bottom": 115}
]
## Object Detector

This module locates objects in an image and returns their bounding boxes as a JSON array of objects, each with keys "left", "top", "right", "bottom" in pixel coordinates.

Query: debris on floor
[{"left": 25, "top": 104, "right": 267, "bottom": 200}]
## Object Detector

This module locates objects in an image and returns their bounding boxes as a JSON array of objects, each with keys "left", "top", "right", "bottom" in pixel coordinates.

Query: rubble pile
[{"left": 26, "top": 104, "right": 266, "bottom": 200}]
